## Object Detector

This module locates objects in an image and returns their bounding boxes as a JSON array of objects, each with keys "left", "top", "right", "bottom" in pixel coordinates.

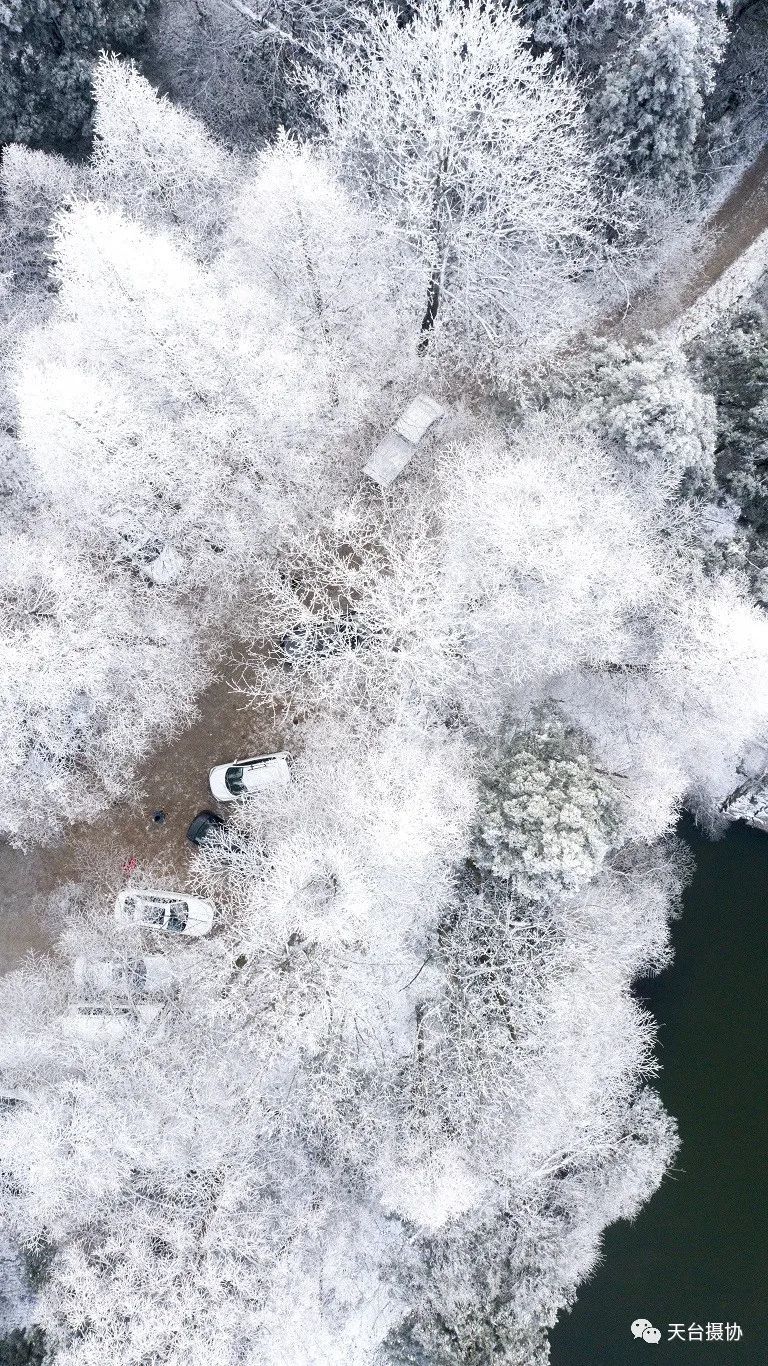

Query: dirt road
[
  {"left": 612, "top": 144, "right": 768, "bottom": 338},
  {"left": 4, "top": 145, "right": 768, "bottom": 974}
]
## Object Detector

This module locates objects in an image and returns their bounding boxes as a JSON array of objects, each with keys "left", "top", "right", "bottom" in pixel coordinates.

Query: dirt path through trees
[
  {"left": 613, "top": 144, "right": 768, "bottom": 337},
  {"left": 3, "top": 145, "right": 768, "bottom": 974}
]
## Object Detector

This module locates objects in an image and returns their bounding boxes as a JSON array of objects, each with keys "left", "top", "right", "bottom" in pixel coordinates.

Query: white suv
[
  {"left": 209, "top": 751, "right": 291, "bottom": 802},
  {"left": 73, "top": 955, "right": 178, "bottom": 997},
  {"left": 115, "top": 889, "right": 215, "bottom": 938}
]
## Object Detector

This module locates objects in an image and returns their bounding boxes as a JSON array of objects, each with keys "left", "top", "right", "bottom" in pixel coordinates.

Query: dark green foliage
[
  {"left": 0, "top": 0, "right": 150, "bottom": 153},
  {"left": 0, "top": 1328, "right": 47, "bottom": 1366},
  {"left": 697, "top": 302, "right": 768, "bottom": 537}
]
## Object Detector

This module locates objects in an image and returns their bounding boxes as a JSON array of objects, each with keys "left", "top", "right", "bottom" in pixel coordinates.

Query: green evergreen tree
[{"left": 472, "top": 705, "right": 618, "bottom": 901}]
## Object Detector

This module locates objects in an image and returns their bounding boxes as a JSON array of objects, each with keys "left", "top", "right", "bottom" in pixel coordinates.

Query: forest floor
[
  {"left": 3, "top": 144, "right": 768, "bottom": 973},
  {"left": 0, "top": 661, "right": 289, "bottom": 972}
]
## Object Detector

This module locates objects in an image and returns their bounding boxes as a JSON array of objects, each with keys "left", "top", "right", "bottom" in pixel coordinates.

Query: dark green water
[{"left": 550, "top": 816, "right": 768, "bottom": 1366}]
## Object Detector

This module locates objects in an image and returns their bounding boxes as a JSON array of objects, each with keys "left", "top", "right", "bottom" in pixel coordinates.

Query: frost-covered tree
[
  {"left": 579, "top": 334, "right": 717, "bottom": 499},
  {"left": 88, "top": 57, "right": 238, "bottom": 255},
  {"left": 472, "top": 705, "right": 619, "bottom": 901},
  {"left": 520, "top": 1, "right": 727, "bottom": 196},
  {"left": 592, "top": 0, "right": 727, "bottom": 193},
  {"left": 0, "top": 1, "right": 150, "bottom": 153},
  {"left": 558, "top": 574, "right": 768, "bottom": 838},
  {"left": 18, "top": 200, "right": 285, "bottom": 586},
  {"left": 0, "top": 530, "right": 203, "bottom": 846},
  {"left": 0, "top": 148, "right": 80, "bottom": 528},
  {"left": 244, "top": 412, "right": 663, "bottom": 729},
  {"left": 0, "top": 144, "right": 80, "bottom": 293},
  {"left": 698, "top": 299, "right": 768, "bottom": 537},
  {"left": 222, "top": 133, "right": 421, "bottom": 413},
  {"left": 317, "top": 0, "right": 599, "bottom": 381},
  {"left": 146, "top": 0, "right": 365, "bottom": 148}
]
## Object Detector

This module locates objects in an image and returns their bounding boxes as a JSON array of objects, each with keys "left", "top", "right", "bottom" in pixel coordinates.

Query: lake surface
[{"left": 549, "top": 816, "right": 767, "bottom": 1366}]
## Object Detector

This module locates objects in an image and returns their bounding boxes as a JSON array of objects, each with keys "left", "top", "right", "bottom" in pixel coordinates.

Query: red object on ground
[{"left": 121, "top": 856, "right": 138, "bottom": 876}]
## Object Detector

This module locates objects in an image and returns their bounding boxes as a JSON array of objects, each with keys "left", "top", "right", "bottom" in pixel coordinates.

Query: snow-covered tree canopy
[
  {"left": 0, "top": 13, "right": 767, "bottom": 1366},
  {"left": 0, "top": 61, "right": 418, "bottom": 842},
  {"left": 317, "top": 0, "right": 600, "bottom": 381}
]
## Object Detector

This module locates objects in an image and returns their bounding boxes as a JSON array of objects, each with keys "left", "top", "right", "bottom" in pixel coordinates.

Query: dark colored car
[{"left": 186, "top": 810, "right": 225, "bottom": 848}]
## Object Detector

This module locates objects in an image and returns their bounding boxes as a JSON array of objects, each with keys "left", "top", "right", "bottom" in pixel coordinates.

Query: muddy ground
[{"left": 0, "top": 665, "right": 288, "bottom": 972}]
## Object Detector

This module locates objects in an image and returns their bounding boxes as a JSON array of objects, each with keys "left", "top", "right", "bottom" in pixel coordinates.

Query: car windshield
[
  {"left": 167, "top": 904, "right": 189, "bottom": 933},
  {"left": 225, "top": 765, "right": 246, "bottom": 796},
  {"left": 142, "top": 900, "right": 167, "bottom": 927}
]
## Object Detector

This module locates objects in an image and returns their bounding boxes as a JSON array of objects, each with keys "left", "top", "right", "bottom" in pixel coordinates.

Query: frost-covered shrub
[
  {"left": 581, "top": 335, "right": 716, "bottom": 498},
  {"left": 472, "top": 705, "right": 619, "bottom": 901}
]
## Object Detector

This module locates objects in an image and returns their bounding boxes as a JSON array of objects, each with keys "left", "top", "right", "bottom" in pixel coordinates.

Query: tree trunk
[
  {"left": 418, "top": 152, "right": 449, "bottom": 350},
  {"left": 417, "top": 263, "right": 441, "bottom": 350}
]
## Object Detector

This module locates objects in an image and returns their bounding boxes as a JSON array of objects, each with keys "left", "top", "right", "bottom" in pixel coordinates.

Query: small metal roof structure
[{"left": 364, "top": 393, "right": 445, "bottom": 488}]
